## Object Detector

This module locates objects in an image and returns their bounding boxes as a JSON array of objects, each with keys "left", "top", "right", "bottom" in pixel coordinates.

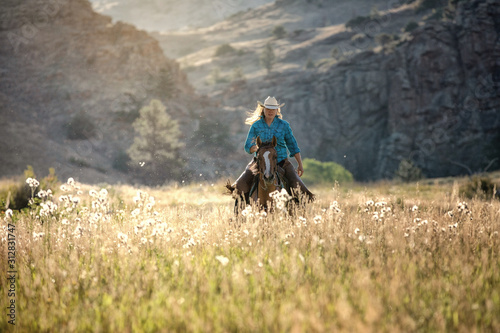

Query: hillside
[
  {"left": 0, "top": 0, "right": 203, "bottom": 183},
  {"left": 89, "top": 0, "right": 273, "bottom": 32}
]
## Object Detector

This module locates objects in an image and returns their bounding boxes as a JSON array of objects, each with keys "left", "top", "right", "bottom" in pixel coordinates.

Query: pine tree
[
  {"left": 128, "top": 99, "right": 185, "bottom": 184},
  {"left": 260, "top": 42, "right": 276, "bottom": 75}
]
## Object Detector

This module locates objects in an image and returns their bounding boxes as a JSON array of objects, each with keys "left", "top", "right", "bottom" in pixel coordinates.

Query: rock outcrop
[{"left": 220, "top": 0, "right": 500, "bottom": 180}]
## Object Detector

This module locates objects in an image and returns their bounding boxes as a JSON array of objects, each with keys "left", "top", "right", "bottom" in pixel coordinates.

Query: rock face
[
  {"left": 221, "top": 0, "right": 500, "bottom": 180},
  {"left": 0, "top": 0, "right": 198, "bottom": 183}
]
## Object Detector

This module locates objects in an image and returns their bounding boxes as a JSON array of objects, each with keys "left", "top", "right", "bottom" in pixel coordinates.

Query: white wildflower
[
  {"left": 241, "top": 206, "right": 253, "bottom": 218},
  {"left": 354, "top": 228, "right": 360, "bottom": 234},
  {"left": 26, "top": 178, "right": 40, "bottom": 188},
  {"left": 313, "top": 215, "right": 322, "bottom": 224},
  {"left": 117, "top": 232, "right": 128, "bottom": 244},
  {"left": 412, "top": 205, "right": 419, "bottom": 212},
  {"left": 5, "top": 209, "right": 13, "bottom": 219},
  {"left": 37, "top": 190, "right": 48, "bottom": 199},
  {"left": 32, "top": 232, "right": 45, "bottom": 240},
  {"left": 67, "top": 177, "right": 75, "bottom": 186},
  {"left": 99, "top": 189, "right": 108, "bottom": 198},
  {"left": 215, "top": 255, "right": 229, "bottom": 266},
  {"left": 365, "top": 200, "right": 374, "bottom": 206},
  {"left": 329, "top": 201, "right": 341, "bottom": 213}
]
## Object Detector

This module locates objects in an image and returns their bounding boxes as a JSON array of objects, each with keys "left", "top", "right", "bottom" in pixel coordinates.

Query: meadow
[{"left": 1, "top": 174, "right": 499, "bottom": 332}]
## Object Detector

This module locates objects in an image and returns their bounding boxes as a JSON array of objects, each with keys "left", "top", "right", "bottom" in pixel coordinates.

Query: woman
[{"left": 230, "top": 96, "right": 314, "bottom": 205}]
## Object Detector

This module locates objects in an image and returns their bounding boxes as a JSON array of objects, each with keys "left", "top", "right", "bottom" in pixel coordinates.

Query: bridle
[{"left": 256, "top": 146, "right": 279, "bottom": 191}]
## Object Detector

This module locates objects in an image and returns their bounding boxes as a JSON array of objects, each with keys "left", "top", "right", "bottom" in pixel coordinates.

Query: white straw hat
[{"left": 258, "top": 96, "right": 285, "bottom": 109}]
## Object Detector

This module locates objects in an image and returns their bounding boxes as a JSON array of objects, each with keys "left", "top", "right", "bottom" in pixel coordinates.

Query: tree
[
  {"left": 260, "top": 42, "right": 276, "bottom": 75},
  {"left": 394, "top": 159, "right": 424, "bottom": 183},
  {"left": 127, "top": 99, "right": 185, "bottom": 184},
  {"left": 272, "top": 25, "right": 287, "bottom": 39},
  {"left": 375, "top": 33, "right": 393, "bottom": 48}
]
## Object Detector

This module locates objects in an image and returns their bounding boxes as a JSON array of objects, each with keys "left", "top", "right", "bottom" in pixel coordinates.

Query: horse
[
  {"left": 226, "top": 136, "right": 287, "bottom": 215},
  {"left": 252, "top": 136, "right": 284, "bottom": 211}
]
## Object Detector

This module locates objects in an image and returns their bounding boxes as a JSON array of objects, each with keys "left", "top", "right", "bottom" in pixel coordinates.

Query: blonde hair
[{"left": 245, "top": 104, "right": 283, "bottom": 125}]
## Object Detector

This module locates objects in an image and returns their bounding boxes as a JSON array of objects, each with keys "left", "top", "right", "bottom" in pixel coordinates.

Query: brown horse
[
  {"left": 226, "top": 136, "right": 286, "bottom": 214},
  {"left": 252, "top": 136, "right": 282, "bottom": 211}
]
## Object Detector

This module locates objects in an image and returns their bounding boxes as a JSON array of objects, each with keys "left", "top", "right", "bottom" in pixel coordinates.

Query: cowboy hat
[{"left": 258, "top": 96, "right": 285, "bottom": 109}]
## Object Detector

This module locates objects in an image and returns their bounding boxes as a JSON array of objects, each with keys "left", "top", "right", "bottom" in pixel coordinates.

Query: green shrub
[
  {"left": 305, "top": 58, "right": 315, "bottom": 69},
  {"left": 416, "top": 0, "right": 447, "bottom": 13},
  {"left": 272, "top": 25, "right": 287, "bottom": 39},
  {"left": 112, "top": 150, "right": 131, "bottom": 173},
  {"left": 394, "top": 159, "right": 424, "bottom": 183},
  {"left": 459, "top": 176, "right": 499, "bottom": 200},
  {"left": 345, "top": 15, "right": 372, "bottom": 30},
  {"left": 302, "top": 158, "right": 354, "bottom": 186},
  {"left": 423, "top": 8, "right": 444, "bottom": 20},
  {"left": 214, "top": 44, "right": 236, "bottom": 57},
  {"left": 375, "top": 33, "right": 393, "bottom": 47},
  {"left": 66, "top": 112, "right": 96, "bottom": 140},
  {"left": 404, "top": 21, "right": 419, "bottom": 32},
  {"left": 156, "top": 67, "right": 176, "bottom": 98},
  {"left": 232, "top": 67, "right": 245, "bottom": 81},
  {"left": 69, "top": 157, "right": 91, "bottom": 168}
]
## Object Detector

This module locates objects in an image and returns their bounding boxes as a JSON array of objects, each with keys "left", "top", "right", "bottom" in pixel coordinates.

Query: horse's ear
[
  {"left": 256, "top": 136, "right": 262, "bottom": 147},
  {"left": 272, "top": 136, "right": 277, "bottom": 147}
]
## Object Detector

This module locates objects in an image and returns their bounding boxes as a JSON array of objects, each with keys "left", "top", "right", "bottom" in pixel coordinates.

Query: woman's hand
[
  {"left": 296, "top": 164, "right": 304, "bottom": 177},
  {"left": 250, "top": 145, "right": 258, "bottom": 153},
  {"left": 294, "top": 153, "right": 304, "bottom": 177}
]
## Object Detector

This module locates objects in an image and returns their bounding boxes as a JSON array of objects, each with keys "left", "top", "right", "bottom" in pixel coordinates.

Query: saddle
[{"left": 249, "top": 165, "right": 288, "bottom": 200}]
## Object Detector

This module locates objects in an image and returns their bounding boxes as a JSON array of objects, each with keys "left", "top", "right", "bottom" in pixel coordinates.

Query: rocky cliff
[
  {"left": 217, "top": 0, "right": 500, "bottom": 181},
  {"left": 0, "top": 0, "right": 199, "bottom": 183}
]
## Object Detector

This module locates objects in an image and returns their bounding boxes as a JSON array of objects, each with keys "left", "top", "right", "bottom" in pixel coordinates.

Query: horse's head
[{"left": 255, "top": 136, "right": 278, "bottom": 182}]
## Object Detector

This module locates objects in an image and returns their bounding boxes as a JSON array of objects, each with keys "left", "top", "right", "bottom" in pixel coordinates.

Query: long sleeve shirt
[{"left": 244, "top": 116, "right": 300, "bottom": 163}]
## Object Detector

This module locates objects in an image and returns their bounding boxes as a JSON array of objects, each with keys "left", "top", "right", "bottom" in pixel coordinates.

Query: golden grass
[{"left": 1, "top": 177, "right": 499, "bottom": 332}]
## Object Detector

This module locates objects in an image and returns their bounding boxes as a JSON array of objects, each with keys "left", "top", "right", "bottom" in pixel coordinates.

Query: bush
[
  {"left": 416, "top": 0, "right": 447, "bottom": 13},
  {"left": 66, "top": 112, "right": 96, "bottom": 140},
  {"left": 345, "top": 15, "right": 372, "bottom": 30},
  {"left": 305, "top": 58, "right": 315, "bottom": 69},
  {"left": 207, "top": 67, "right": 230, "bottom": 84},
  {"left": 404, "top": 21, "right": 419, "bottom": 32},
  {"left": 156, "top": 67, "right": 176, "bottom": 98},
  {"left": 394, "top": 159, "right": 424, "bottom": 183},
  {"left": 214, "top": 44, "right": 236, "bottom": 57},
  {"left": 301, "top": 158, "right": 354, "bottom": 186},
  {"left": 272, "top": 25, "right": 287, "bottom": 39},
  {"left": 375, "top": 33, "right": 393, "bottom": 47},
  {"left": 112, "top": 150, "right": 131, "bottom": 173},
  {"left": 69, "top": 157, "right": 91, "bottom": 168},
  {"left": 459, "top": 176, "right": 499, "bottom": 200}
]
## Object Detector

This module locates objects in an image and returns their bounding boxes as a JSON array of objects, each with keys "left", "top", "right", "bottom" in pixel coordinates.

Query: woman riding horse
[{"left": 229, "top": 96, "right": 314, "bottom": 208}]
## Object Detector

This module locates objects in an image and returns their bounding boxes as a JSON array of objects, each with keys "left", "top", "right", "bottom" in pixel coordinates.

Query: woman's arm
[
  {"left": 244, "top": 125, "right": 257, "bottom": 154},
  {"left": 293, "top": 152, "right": 304, "bottom": 177}
]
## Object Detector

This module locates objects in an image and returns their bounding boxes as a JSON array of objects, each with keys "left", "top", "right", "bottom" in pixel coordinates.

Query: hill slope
[{"left": 0, "top": 0, "right": 200, "bottom": 183}]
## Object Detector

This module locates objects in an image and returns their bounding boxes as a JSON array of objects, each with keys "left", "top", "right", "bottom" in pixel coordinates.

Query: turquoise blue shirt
[{"left": 244, "top": 116, "right": 300, "bottom": 163}]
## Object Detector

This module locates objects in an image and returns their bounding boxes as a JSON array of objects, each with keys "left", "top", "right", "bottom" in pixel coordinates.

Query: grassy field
[{"left": 1, "top": 174, "right": 499, "bottom": 332}]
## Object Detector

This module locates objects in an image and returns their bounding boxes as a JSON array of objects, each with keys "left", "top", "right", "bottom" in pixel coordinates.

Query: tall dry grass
[{"left": 1, "top": 176, "right": 499, "bottom": 332}]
